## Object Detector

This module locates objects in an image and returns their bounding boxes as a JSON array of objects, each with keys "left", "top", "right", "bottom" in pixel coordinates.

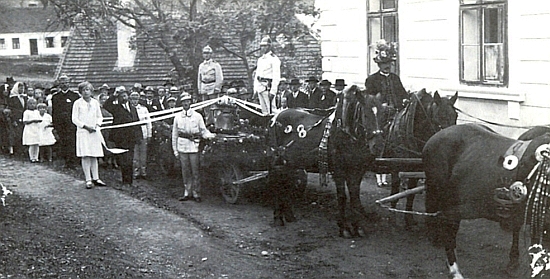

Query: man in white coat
[{"left": 253, "top": 36, "right": 281, "bottom": 115}]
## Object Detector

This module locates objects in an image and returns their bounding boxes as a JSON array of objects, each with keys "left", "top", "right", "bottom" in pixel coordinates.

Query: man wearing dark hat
[
  {"left": 365, "top": 39, "right": 409, "bottom": 187},
  {"left": 304, "top": 76, "right": 320, "bottom": 106},
  {"left": 51, "top": 74, "right": 80, "bottom": 168},
  {"left": 140, "top": 86, "right": 161, "bottom": 112},
  {"left": 308, "top": 79, "right": 336, "bottom": 110},
  {"left": 334, "top": 79, "right": 346, "bottom": 94},
  {"left": 104, "top": 86, "right": 142, "bottom": 187},
  {"left": 284, "top": 79, "right": 308, "bottom": 109},
  {"left": 253, "top": 36, "right": 281, "bottom": 115},
  {"left": 198, "top": 45, "right": 224, "bottom": 102}
]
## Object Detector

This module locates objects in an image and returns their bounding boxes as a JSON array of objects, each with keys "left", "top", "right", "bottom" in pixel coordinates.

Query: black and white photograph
[{"left": 0, "top": 0, "right": 549, "bottom": 278}]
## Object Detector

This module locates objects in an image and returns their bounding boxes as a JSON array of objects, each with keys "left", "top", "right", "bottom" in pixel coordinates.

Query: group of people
[{"left": 0, "top": 37, "right": 407, "bottom": 208}]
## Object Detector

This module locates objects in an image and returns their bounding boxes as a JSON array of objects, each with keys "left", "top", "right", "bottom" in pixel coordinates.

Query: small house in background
[
  {"left": 316, "top": 0, "right": 550, "bottom": 138},
  {"left": 0, "top": 2, "right": 71, "bottom": 58}
]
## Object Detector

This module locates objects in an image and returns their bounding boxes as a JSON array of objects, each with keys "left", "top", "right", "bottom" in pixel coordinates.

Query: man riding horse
[{"left": 365, "top": 39, "right": 409, "bottom": 187}]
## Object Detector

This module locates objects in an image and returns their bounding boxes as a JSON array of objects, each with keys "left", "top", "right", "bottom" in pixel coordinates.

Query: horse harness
[{"left": 492, "top": 141, "right": 532, "bottom": 219}]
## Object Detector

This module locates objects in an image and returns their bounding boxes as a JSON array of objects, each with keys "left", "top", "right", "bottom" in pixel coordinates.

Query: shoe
[
  {"left": 86, "top": 181, "right": 94, "bottom": 189},
  {"left": 179, "top": 196, "right": 191, "bottom": 201},
  {"left": 92, "top": 179, "right": 107, "bottom": 187},
  {"left": 193, "top": 197, "right": 202, "bottom": 203}
]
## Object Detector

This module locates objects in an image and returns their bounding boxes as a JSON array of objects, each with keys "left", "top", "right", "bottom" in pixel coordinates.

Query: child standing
[
  {"left": 37, "top": 103, "right": 56, "bottom": 162},
  {"left": 22, "top": 98, "right": 41, "bottom": 162}
]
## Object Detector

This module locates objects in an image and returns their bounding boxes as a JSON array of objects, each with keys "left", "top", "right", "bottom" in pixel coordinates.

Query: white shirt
[
  {"left": 171, "top": 109, "right": 214, "bottom": 153},
  {"left": 134, "top": 104, "right": 152, "bottom": 139},
  {"left": 254, "top": 51, "right": 281, "bottom": 95}
]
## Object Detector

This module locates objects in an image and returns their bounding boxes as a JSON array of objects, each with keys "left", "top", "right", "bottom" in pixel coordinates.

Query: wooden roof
[{"left": 56, "top": 23, "right": 321, "bottom": 90}]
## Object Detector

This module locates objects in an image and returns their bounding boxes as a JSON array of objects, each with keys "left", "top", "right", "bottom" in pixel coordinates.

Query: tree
[{"left": 44, "top": 0, "right": 319, "bottom": 91}]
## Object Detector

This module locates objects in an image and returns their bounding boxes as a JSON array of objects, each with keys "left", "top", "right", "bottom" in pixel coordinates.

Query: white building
[
  {"left": 0, "top": 7, "right": 70, "bottom": 57},
  {"left": 316, "top": 0, "right": 550, "bottom": 137}
]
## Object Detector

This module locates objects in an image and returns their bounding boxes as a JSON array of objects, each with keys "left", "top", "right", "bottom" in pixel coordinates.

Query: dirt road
[{"left": 0, "top": 156, "right": 534, "bottom": 278}]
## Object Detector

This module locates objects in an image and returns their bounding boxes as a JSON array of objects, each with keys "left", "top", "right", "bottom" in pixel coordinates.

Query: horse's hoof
[{"left": 340, "top": 229, "right": 352, "bottom": 238}]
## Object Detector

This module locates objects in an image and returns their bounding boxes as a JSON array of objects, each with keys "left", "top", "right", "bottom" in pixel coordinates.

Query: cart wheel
[
  {"left": 218, "top": 164, "right": 243, "bottom": 204},
  {"left": 295, "top": 169, "right": 308, "bottom": 195}
]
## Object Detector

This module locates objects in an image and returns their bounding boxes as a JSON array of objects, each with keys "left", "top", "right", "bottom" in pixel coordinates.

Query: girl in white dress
[
  {"left": 72, "top": 82, "right": 106, "bottom": 189},
  {"left": 37, "top": 102, "right": 56, "bottom": 162},
  {"left": 22, "top": 98, "right": 41, "bottom": 162}
]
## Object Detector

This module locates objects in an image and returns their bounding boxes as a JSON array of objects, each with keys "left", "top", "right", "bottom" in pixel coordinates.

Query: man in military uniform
[
  {"left": 365, "top": 39, "right": 409, "bottom": 187},
  {"left": 253, "top": 36, "right": 281, "bottom": 115},
  {"left": 51, "top": 74, "right": 80, "bottom": 168},
  {"left": 197, "top": 45, "right": 224, "bottom": 102}
]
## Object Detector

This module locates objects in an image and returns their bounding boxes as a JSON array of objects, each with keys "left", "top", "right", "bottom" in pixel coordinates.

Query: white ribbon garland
[{"left": 100, "top": 96, "right": 264, "bottom": 130}]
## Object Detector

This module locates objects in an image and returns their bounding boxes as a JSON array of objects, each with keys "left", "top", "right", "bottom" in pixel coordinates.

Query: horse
[
  {"left": 381, "top": 89, "right": 458, "bottom": 226},
  {"left": 268, "top": 85, "right": 384, "bottom": 237},
  {"left": 423, "top": 123, "right": 550, "bottom": 279}
]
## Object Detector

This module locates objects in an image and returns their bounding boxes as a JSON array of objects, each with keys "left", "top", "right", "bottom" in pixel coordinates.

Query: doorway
[{"left": 29, "top": 39, "right": 38, "bottom": 55}]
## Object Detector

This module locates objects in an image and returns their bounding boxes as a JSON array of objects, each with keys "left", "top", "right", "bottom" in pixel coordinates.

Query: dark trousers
[
  {"left": 57, "top": 127, "right": 78, "bottom": 166},
  {"left": 117, "top": 148, "right": 135, "bottom": 184}
]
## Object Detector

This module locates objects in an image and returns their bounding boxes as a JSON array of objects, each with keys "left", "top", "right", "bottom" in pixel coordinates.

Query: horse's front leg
[
  {"left": 333, "top": 175, "right": 351, "bottom": 238},
  {"left": 506, "top": 228, "right": 520, "bottom": 274}
]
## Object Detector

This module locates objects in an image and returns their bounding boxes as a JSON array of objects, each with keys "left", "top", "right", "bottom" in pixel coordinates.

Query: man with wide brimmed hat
[
  {"left": 304, "top": 76, "right": 320, "bottom": 108},
  {"left": 308, "top": 79, "right": 336, "bottom": 110},
  {"left": 51, "top": 74, "right": 81, "bottom": 168},
  {"left": 253, "top": 36, "right": 281, "bottom": 115},
  {"left": 284, "top": 78, "right": 308, "bottom": 109},
  {"left": 198, "top": 45, "right": 224, "bottom": 102},
  {"left": 365, "top": 39, "right": 409, "bottom": 187},
  {"left": 172, "top": 92, "right": 215, "bottom": 203}
]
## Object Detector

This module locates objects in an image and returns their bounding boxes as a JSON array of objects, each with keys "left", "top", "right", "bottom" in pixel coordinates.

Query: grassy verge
[{"left": 0, "top": 56, "right": 58, "bottom": 87}]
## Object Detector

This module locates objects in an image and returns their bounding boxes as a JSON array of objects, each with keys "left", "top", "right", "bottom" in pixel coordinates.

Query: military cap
[
  {"left": 57, "top": 74, "right": 70, "bottom": 82},
  {"left": 260, "top": 36, "right": 272, "bottom": 46},
  {"left": 202, "top": 45, "right": 213, "bottom": 53}
]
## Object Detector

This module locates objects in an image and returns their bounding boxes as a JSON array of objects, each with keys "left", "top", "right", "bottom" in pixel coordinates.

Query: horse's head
[
  {"left": 340, "top": 85, "right": 384, "bottom": 155},
  {"left": 416, "top": 89, "right": 458, "bottom": 132}
]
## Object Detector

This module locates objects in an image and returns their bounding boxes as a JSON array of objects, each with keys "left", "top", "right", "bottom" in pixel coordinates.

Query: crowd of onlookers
[{"left": 0, "top": 74, "right": 346, "bottom": 183}]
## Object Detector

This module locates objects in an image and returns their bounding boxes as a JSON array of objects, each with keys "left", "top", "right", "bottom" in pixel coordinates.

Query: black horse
[
  {"left": 382, "top": 89, "right": 458, "bottom": 226},
  {"left": 268, "top": 85, "right": 383, "bottom": 237},
  {"left": 423, "top": 123, "right": 550, "bottom": 279}
]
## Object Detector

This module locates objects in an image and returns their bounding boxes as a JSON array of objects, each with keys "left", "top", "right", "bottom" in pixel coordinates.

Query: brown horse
[
  {"left": 382, "top": 89, "right": 458, "bottom": 226},
  {"left": 268, "top": 85, "right": 384, "bottom": 237},
  {"left": 423, "top": 123, "right": 550, "bottom": 279}
]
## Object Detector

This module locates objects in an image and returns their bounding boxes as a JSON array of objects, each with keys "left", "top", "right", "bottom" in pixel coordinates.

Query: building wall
[
  {"left": 316, "top": 0, "right": 550, "bottom": 138},
  {"left": 315, "top": 0, "right": 369, "bottom": 85},
  {"left": 0, "top": 31, "right": 70, "bottom": 57}
]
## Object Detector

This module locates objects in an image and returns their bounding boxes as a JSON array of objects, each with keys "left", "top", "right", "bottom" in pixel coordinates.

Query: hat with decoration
[{"left": 373, "top": 39, "right": 398, "bottom": 63}]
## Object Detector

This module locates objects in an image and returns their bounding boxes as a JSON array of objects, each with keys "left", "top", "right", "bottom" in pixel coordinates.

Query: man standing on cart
[
  {"left": 198, "top": 45, "right": 224, "bottom": 102},
  {"left": 253, "top": 36, "right": 281, "bottom": 115},
  {"left": 172, "top": 93, "right": 215, "bottom": 202}
]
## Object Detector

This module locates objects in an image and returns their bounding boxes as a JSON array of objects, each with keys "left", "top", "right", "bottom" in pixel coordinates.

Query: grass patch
[{"left": 0, "top": 56, "right": 59, "bottom": 87}]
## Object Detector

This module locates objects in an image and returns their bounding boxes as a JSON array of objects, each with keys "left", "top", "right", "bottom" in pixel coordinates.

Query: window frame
[
  {"left": 61, "top": 36, "right": 68, "bottom": 48},
  {"left": 0, "top": 39, "right": 5, "bottom": 50},
  {"left": 45, "top": 37, "right": 55, "bottom": 48},
  {"left": 367, "top": 0, "right": 399, "bottom": 75},
  {"left": 459, "top": 0, "right": 508, "bottom": 86},
  {"left": 12, "top": 38, "right": 20, "bottom": 49}
]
